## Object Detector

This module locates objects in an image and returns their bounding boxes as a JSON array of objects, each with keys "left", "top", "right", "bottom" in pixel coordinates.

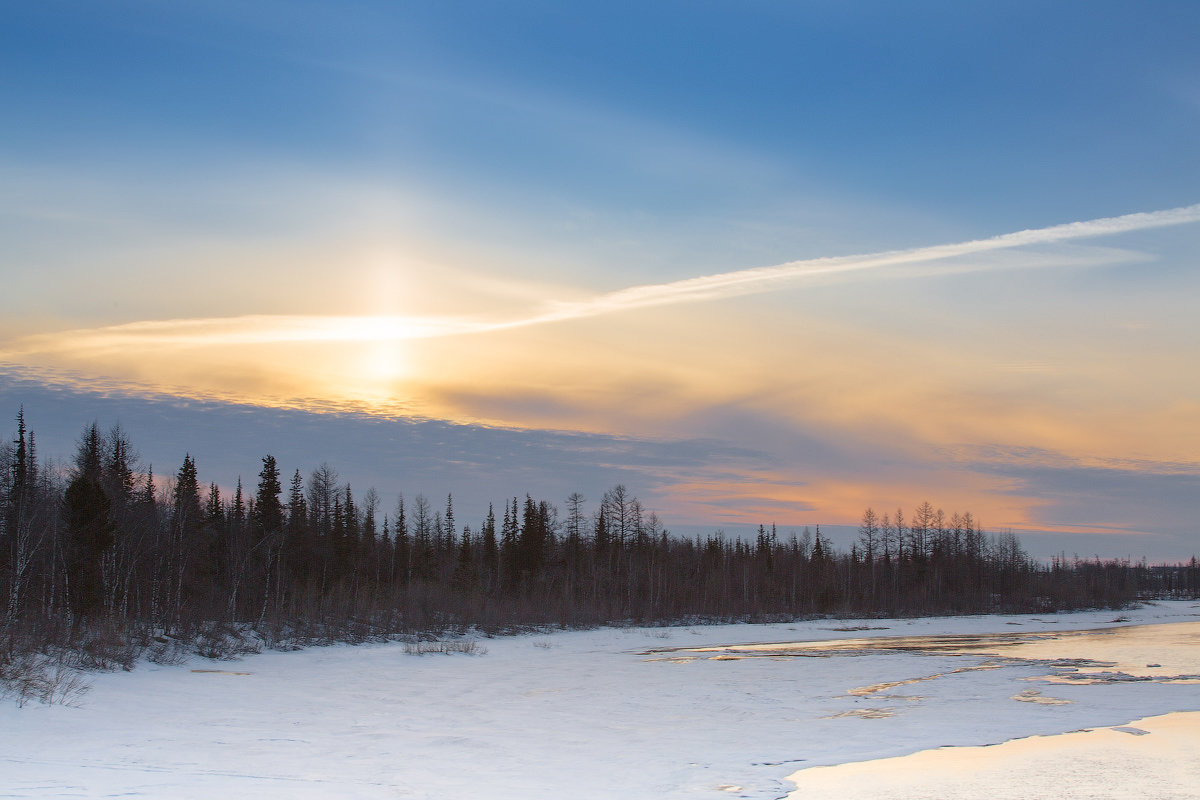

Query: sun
[{"left": 360, "top": 338, "right": 409, "bottom": 383}]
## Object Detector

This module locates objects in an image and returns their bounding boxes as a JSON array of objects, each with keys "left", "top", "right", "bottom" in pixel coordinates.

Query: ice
[
  {"left": 787, "top": 711, "right": 1200, "bottom": 799},
  {"left": 3, "top": 601, "right": 1198, "bottom": 798}
]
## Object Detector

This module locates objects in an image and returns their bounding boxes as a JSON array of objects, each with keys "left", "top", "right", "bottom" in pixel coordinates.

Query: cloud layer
[{"left": 6, "top": 202, "right": 1198, "bottom": 355}]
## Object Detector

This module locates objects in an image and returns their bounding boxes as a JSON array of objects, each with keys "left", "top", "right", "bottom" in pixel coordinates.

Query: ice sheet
[
  {"left": 3, "top": 601, "right": 1198, "bottom": 798},
  {"left": 787, "top": 711, "right": 1200, "bottom": 800}
]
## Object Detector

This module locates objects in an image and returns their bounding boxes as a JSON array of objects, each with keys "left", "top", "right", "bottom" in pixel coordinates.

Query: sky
[{"left": 2, "top": 1, "right": 1199, "bottom": 559}]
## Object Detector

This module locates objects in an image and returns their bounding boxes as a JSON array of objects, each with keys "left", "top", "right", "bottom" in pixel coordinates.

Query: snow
[
  {"left": 788, "top": 711, "right": 1200, "bottom": 799},
  {"left": 3, "top": 601, "right": 1198, "bottom": 799}
]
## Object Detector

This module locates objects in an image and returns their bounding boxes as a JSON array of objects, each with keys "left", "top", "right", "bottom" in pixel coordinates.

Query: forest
[{"left": 3, "top": 408, "right": 1198, "bottom": 681}]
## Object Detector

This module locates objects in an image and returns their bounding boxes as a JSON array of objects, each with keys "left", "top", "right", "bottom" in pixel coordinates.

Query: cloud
[
  {"left": 0, "top": 369, "right": 766, "bottom": 527},
  {"left": 529, "top": 203, "right": 1200, "bottom": 322},
  {"left": 5, "top": 202, "right": 1198, "bottom": 357},
  {"left": 5, "top": 315, "right": 492, "bottom": 355}
]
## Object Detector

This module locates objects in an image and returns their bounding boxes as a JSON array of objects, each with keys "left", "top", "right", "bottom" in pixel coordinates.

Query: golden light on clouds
[
  {"left": 4, "top": 282, "right": 1197, "bottom": 472},
  {"left": 2, "top": 203, "right": 1198, "bottom": 537}
]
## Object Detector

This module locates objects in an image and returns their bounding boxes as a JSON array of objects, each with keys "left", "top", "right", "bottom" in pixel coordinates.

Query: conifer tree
[
  {"left": 343, "top": 485, "right": 358, "bottom": 543},
  {"left": 104, "top": 424, "right": 136, "bottom": 504},
  {"left": 253, "top": 455, "right": 284, "bottom": 535},
  {"left": 64, "top": 423, "right": 115, "bottom": 616},
  {"left": 454, "top": 524, "right": 474, "bottom": 589},
  {"left": 393, "top": 494, "right": 409, "bottom": 584},
  {"left": 206, "top": 483, "right": 224, "bottom": 527},
  {"left": 481, "top": 503, "right": 498, "bottom": 582},
  {"left": 444, "top": 493, "right": 456, "bottom": 548},
  {"left": 4, "top": 409, "right": 35, "bottom": 620},
  {"left": 287, "top": 470, "right": 306, "bottom": 529},
  {"left": 141, "top": 466, "right": 156, "bottom": 507},
  {"left": 5, "top": 408, "right": 29, "bottom": 553},
  {"left": 362, "top": 487, "right": 379, "bottom": 543},
  {"left": 331, "top": 495, "right": 348, "bottom": 576},
  {"left": 231, "top": 478, "right": 246, "bottom": 528},
  {"left": 500, "top": 497, "right": 519, "bottom": 587},
  {"left": 594, "top": 507, "right": 609, "bottom": 555}
]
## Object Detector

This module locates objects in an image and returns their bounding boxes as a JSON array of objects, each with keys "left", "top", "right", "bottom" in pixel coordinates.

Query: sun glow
[{"left": 360, "top": 339, "right": 409, "bottom": 383}]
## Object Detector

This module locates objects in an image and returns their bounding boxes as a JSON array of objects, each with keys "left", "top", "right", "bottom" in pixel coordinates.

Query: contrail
[
  {"left": 7, "top": 202, "right": 1199, "bottom": 352},
  {"left": 518, "top": 202, "right": 1200, "bottom": 325}
]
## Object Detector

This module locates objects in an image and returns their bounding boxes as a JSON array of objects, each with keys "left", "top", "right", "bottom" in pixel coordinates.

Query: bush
[
  {"left": 1, "top": 648, "right": 90, "bottom": 707},
  {"left": 402, "top": 638, "right": 486, "bottom": 656}
]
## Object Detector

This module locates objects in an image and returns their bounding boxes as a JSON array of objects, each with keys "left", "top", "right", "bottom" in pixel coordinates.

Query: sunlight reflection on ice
[
  {"left": 643, "top": 618, "right": 1200, "bottom": 797},
  {"left": 787, "top": 711, "right": 1200, "bottom": 800},
  {"left": 769, "top": 621, "right": 1200, "bottom": 799},
  {"left": 645, "top": 621, "right": 1200, "bottom": 683}
]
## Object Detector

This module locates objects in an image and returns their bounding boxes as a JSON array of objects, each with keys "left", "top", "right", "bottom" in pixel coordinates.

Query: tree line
[{"left": 3, "top": 410, "right": 1197, "bottom": 652}]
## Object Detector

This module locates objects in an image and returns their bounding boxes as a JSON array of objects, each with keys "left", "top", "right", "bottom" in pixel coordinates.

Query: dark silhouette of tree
[
  {"left": 2, "top": 407, "right": 1193, "bottom": 664},
  {"left": 104, "top": 424, "right": 136, "bottom": 504},
  {"left": 480, "top": 503, "right": 498, "bottom": 587},
  {"left": 253, "top": 456, "right": 284, "bottom": 536},
  {"left": 392, "top": 493, "right": 409, "bottom": 585},
  {"left": 443, "top": 493, "right": 456, "bottom": 549},
  {"left": 453, "top": 524, "right": 475, "bottom": 590},
  {"left": 411, "top": 494, "right": 434, "bottom": 580},
  {"left": 64, "top": 423, "right": 114, "bottom": 617}
]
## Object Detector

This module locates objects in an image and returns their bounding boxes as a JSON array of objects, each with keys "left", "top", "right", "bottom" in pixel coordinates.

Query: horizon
[{"left": 1, "top": 380, "right": 1194, "bottom": 564}]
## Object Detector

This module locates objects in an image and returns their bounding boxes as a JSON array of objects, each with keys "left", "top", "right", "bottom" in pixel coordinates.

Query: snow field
[{"left": 3, "top": 601, "right": 1198, "bottom": 799}]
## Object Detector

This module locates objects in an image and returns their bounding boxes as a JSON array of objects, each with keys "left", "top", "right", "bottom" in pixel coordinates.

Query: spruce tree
[
  {"left": 64, "top": 423, "right": 114, "bottom": 616},
  {"left": 231, "top": 478, "right": 245, "bottom": 528},
  {"left": 206, "top": 482, "right": 224, "bottom": 527},
  {"left": 253, "top": 455, "right": 284, "bottom": 535},
  {"left": 481, "top": 503, "right": 498, "bottom": 581},
  {"left": 444, "top": 493, "right": 456, "bottom": 549},
  {"left": 393, "top": 494, "right": 409, "bottom": 584},
  {"left": 104, "top": 424, "right": 136, "bottom": 504},
  {"left": 454, "top": 524, "right": 475, "bottom": 589}
]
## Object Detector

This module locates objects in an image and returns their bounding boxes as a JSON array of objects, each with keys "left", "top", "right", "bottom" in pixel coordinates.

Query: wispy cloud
[
  {"left": 530, "top": 202, "right": 1200, "bottom": 323},
  {"left": 5, "top": 203, "right": 1198, "bottom": 355},
  {"left": 5, "top": 315, "right": 491, "bottom": 355}
]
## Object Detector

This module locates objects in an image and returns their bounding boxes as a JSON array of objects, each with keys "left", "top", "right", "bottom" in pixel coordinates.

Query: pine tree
[
  {"left": 141, "top": 466, "right": 156, "bottom": 507},
  {"left": 4, "top": 408, "right": 35, "bottom": 620},
  {"left": 206, "top": 482, "right": 224, "bottom": 527},
  {"left": 253, "top": 455, "right": 284, "bottom": 535},
  {"left": 500, "top": 497, "right": 519, "bottom": 587},
  {"left": 594, "top": 508, "right": 609, "bottom": 555},
  {"left": 104, "top": 424, "right": 136, "bottom": 504},
  {"left": 362, "top": 487, "right": 379, "bottom": 544},
  {"left": 444, "top": 493, "right": 456, "bottom": 549},
  {"left": 332, "top": 495, "right": 348, "bottom": 576},
  {"left": 344, "top": 485, "right": 358, "bottom": 545},
  {"left": 481, "top": 503, "right": 498, "bottom": 582},
  {"left": 231, "top": 478, "right": 246, "bottom": 528},
  {"left": 393, "top": 494, "right": 409, "bottom": 584},
  {"left": 811, "top": 527, "right": 825, "bottom": 563},
  {"left": 287, "top": 470, "right": 306, "bottom": 530},
  {"left": 5, "top": 408, "right": 30, "bottom": 558},
  {"left": 64, "top": 423, "right": 115, "bottom": 616},
  {"left": 453, "top": 524, "right": 475, "bottom": 589},
  {"left": 173, "top": 456, "right": 202, "bottom": 525},
  {"left": 9, "top": 408, "right": 28, "bottom": 523}
]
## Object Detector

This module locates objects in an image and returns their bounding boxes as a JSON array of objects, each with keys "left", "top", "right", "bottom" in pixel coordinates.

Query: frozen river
[{"left": 3, "top": 601, "right": 1198, "bottom": 798}]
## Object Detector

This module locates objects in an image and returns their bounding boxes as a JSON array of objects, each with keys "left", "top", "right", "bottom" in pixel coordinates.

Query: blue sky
[{"left": 2, "top": 2, "right": 1199, "bottom": 558}]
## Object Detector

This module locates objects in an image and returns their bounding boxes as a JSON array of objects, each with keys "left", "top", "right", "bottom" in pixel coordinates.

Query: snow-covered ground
[
  {"left": 3, "top": 601, "right": 1198, "bottom": 799},
  {"left": 788, "top": 710, "right": 1200, "bottom": 799}
]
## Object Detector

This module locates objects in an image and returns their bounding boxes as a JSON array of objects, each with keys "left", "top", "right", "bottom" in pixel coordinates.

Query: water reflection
[
  {"left": 643, "top": 621, "right": 1200, "bottom": 685},
  {"left": 644, "top": 619, "right": 1200, "bottom": 798}
]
